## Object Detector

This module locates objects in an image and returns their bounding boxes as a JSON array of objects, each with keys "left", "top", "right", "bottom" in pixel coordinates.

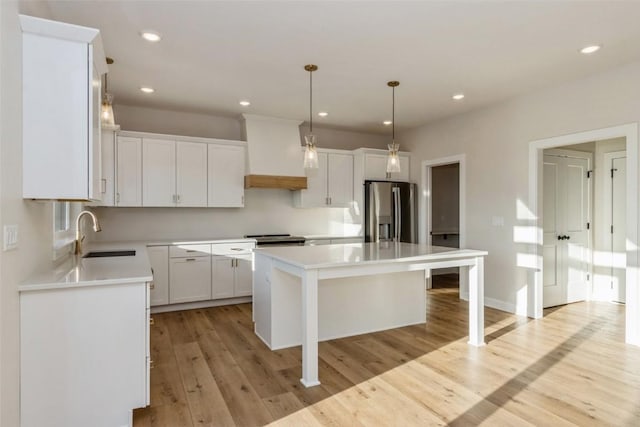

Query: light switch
[
  {"left": 3, "top": 225, "right": 18, "bottom": 251},
  {"left": 491, "top": 216, "right": 505, "bottom": 227}
]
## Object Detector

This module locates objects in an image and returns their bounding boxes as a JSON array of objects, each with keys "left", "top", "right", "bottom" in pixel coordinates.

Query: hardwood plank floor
[{"left": 135, "top": 288, "right": 640, "bottom": 426}]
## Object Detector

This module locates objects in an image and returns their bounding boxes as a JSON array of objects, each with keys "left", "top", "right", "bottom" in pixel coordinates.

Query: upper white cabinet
[
  {"left": 116, "top": 136, "right": 142, "bottom": 207},
  {"left": 177, "top": 141, "right": 208, "bottom": 207},
  {"left": 87, "top": 125, "right": 119, "bottom": 207},
  {"left": 143, "top": 138, "right": 176, "bottom": 207},
  {"left": 208, "top": 144, "right": 246, "bottom": 207},
  {"left": 114, "top": 131, "right": 246, "bottom": 208},
  {"left": 362, "top": 152, "right": 410, "bottom": 182},
  {"left": 294, "top": 149, "right": 354, "bottom": 208},
  {"left": 21, "top": 15, "right": 108, "bottom": 200}
]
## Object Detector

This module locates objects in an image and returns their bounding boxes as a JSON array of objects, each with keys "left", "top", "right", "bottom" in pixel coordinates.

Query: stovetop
[{"left": 245, "top": 234, "right": 306, "bottom": 245}]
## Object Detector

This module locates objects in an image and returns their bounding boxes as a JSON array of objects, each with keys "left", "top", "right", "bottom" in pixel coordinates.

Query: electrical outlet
[{"left": 3, "top": 225, "right": 18, "bottom": 251}]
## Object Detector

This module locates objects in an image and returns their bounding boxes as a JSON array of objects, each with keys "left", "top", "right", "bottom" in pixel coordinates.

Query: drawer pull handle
[
  {"left": 186, "top": 250, "right": 197, "bottom": 252},
  {"left": 185, "top": 258, "right": 197, "bottom": 262},
  {"left": 230, "top": 248, "right": 243, "bottom": 251},
  {"left": 149, "top": 317, "right": 155, "bottom": 326},
  {"left": 149, "top": 282, "right": 155, "bottom": 290}
]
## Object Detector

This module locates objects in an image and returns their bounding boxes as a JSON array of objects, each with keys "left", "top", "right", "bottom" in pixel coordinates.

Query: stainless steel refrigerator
[{"left": 364, "top": 180, "right": 418, "bottom": 243}]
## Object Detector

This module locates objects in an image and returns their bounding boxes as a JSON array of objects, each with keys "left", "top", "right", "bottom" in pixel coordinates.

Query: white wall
[
  {"left": 298, "top": 123, "right": 388, "bottom": 151},
  {"left": 92, "top": 189, "right": 361, "bottom": 242},
  {"left": 113, "top": 104, "right": 242, "bottom": 140},
  {"left": 402, "top": 59, "right": 640, "bottom": 313},
  {"left": 1, "top": 2, "right": 61, "bottom": 425}
]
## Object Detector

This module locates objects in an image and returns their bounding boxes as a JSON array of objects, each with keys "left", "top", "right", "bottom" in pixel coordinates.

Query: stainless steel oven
[{"left": 245, "top": 234, "right": 306, "bottom": 247}]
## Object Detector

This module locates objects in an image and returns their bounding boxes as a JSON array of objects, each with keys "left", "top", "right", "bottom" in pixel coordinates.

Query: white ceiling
[{"left": 23, "top": 1, "right": 640, "bottom": 134}]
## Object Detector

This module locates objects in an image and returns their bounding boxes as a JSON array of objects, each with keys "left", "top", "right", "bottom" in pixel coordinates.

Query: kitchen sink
[{"left": 83, "top": 250, "right": 136, "bottom": 258}]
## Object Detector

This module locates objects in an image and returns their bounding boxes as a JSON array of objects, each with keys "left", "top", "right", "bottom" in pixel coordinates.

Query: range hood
[{"left": 242, "top": 114, "right": 307, "bottom": 190}]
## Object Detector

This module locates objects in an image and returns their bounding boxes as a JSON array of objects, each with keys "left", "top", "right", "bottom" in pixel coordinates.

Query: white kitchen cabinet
[
  {"left": 208, "top": 143, "right": 246, "bottom": 207},
  {"left": 212, "top": 256, "right": 236, "bottom": 299},
  {"left": 116, "top": 136, "right": 142, "bottom": 206},
  {"left": 235, "top": 257, "right": 253, "bottom": 296},
  {"left": 87, "top": 126, "right": 119, "bottom": 207},
  {"left": 177, "top": 141, "right": 208, "bottom": 207},
  {"left": 212, "top": 255, "right": 253, "bottom": 298},
  {"left": 294, "top": 149, "right": 353, "bottom": 208},
  {"left": 364, "top": 152, "right": 410, "bottom": 182},
  {"left": 20, "top": 281, "right": 149, "bottom": 427},
  {"left": 169, "top": 256, "right": 212, "bottom": 304},
  {"left": 148, "top": 246, "right": 169, "bottom": 306},
  {"left": 21, "top": 15, "right": 107, "bottom": 200},
  {"left": 143, "top": 138, "right": 176, "bottom": 207}
]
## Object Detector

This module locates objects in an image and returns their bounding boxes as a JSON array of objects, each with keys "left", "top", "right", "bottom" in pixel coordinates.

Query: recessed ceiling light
[
  {"left": 383, "top": 120, "right": 392, "bottom": 126},
  {"left": 239, "top": 100, "right": 251, "bottom": 106},
  {"left": 580, "top": 45, "right": 601, "bottom": 54},
  {"left": 452, "top": 93, "right": 465, "bottom": 100},
  {"left": 140, "top": 87, "right": 155, "bottom": 94},
  {"left": 140, "top": 31, "right": 161, "bottom": 42},
  {"left": 318, "top": 112, "right": 328, "bottom": 117}
]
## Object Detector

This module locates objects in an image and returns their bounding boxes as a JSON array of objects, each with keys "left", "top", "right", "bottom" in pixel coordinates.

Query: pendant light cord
[
  {"left": 392, "top": 85, "right": 395, "bottom": 143},
  {"left": 309, "top": 69, "right": 313, "bottom": 134}
]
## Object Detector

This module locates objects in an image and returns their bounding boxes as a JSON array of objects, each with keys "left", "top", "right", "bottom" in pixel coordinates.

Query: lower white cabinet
[
  {"left": 148, "top": 246, "right": 169, "bottom": 306},
  {"left": 169, "top": 256, "right": 212, "bottom": 304},
  {"left": 212, "top": 255, "right": 253, "bottom": 299},
  {"left": 20, "top": 281, "right": 149, "bottom": 427}
]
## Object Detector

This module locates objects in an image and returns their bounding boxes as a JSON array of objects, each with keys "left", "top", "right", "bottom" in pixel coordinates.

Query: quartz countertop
[
  {"left": 19, "top": 242, "right": 153, "bottom": 292},
  {"left": 254, "top": 242, "right": 487, "bottom": 270}
]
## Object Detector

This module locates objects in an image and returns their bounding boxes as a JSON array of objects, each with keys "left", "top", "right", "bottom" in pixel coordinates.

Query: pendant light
[
  {"left": 386, "top": 80, "right": 401, "bottom": 174},
  {"left": 101, "top": 57, "right": 115, "bottom": 126},
  {"left": 303, "top": 64, "right": 319, "bottom": 169}
]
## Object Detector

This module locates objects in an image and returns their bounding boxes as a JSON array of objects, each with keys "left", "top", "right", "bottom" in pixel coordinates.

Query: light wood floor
[{"left": 134, "top": 288, "right": 640, "bottom": 426}]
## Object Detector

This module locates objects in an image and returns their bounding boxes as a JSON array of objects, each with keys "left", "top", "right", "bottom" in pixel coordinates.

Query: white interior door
[
  {"left": 543, "top": 152, "right": 591, "bottom": 308},
  {"left": 610, "top": 153, "right": 627, "bottom": 303}
]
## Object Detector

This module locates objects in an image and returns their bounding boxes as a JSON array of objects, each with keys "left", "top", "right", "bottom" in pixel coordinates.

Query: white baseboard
[
  {"left": 150, "top": 296, "right": 252, "bottom": 314},
  {"left": 459, "top": 292, "right": 515, "bottom": 314}
]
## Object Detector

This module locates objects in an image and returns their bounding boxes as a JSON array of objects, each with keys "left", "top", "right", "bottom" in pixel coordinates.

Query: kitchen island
[{"left": 253, "top": 242, "right": 488, "bottom": 387}]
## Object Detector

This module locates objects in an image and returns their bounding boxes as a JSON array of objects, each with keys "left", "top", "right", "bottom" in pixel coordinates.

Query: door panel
[
  {"left": 543, "top": 153, "right": 590, "bottom": 308},
  {"left": 303, "top": 152, "right": 329, "bottom": 207},
  {"left": 212, "top": 257, "right": 235, "bottom": 299},
  {"left": 169, "top": 257, "right": 211, "bottom": 304},
  {"left": 234, "top": 258, "right": 253, "bottom": 297},
  {"left": 116, "top": 136, "right": 142, "bottom": 207},
  {"left": 327, "top": 153, "right": 353, "bottom": 207},
  {"left": 176, "top": 141, "right": 207, "bottom": 207},
  {"left": 143, "top": 138, "right": 176, "bottom": 207},
  {"left": 208, "top": 144, "right": 246, "bottom": 207},
  {"left": 612, "top": 156, "right": 627, "bottom": 303}
]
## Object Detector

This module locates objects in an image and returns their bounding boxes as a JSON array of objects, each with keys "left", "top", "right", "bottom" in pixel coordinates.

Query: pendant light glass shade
[
  {"left": 386, "top": 142, "right": 401, "bottom": 173},
  {"left": 303, "top": 134, "right": 319, "bottom": 169},
  {"left": 101, "top": 92, "right": 115, "bottom": 126},
  {"left": 386, "top": 81, "right": 401, "bottom": 174},
  {"left": 304, "top": 64, "right": 319, "bottom": 169},
  {"left": 102, "top": 58, "right": 116, "bottom": 126}
]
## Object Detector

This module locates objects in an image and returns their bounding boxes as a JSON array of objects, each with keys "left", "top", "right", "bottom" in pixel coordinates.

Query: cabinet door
[
  {"left": 22, "top": 33, "right": 90, "bottom": 200},
  {"left": 208, "top": 145, "right": 245, "bottom": 207},
  {"left": 89, "top": 60, "right": 102, "bottom": 200},
  {"left": 100, "top": 129, "right": 116, "bottom": 206},
  {"left": 364, "top": 154, "right": 388, "bottom": 180},
  {"left": 212, "top": 256, "right": 235, "bottom": 299},
  {"left": 176, "top": 141, "right": 207, "bottom": 207},
  {"left": 116, "top": 136, "right": 142, "bottom": 206},
  {"left": 296, "top": 152, "right": 328, "bottom": 207},
  {"left": 147, "top": 246, "right": 169, "bottom": 306},
  {"left": 234, "top": 258, "right": 253, "bottom": 297},
  {"left": 169, "top": 257, "right": 211, "bottom": 304},
  {"left": 391, "top": 156, "right": 410, "bottom": 182},
  {"left": 327, "top": 153, "right": 353, "bottom": 206},
  {"left": 143, "top": 138, "right": 176, "bottom": 207}
]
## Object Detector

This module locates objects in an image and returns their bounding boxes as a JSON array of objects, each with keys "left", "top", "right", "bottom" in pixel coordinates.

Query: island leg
[
  {"left": 300, "top": 269, "right": 321, "bottom": 387},
  {"left": 468, "top": 256, "right": 486, "bottom": 346}
]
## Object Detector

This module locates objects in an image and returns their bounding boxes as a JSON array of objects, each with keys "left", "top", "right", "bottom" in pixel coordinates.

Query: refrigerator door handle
[{"left": 393, "top": 187, "right": 401, "bottom": 242}]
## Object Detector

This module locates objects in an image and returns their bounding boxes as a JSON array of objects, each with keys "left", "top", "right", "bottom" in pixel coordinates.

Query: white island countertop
[
  {"left": 19, "top": 242, "right": 153, "bottom": 292},
  {"left": 255, "top": 242, "right": 488, "bottom": 270}
]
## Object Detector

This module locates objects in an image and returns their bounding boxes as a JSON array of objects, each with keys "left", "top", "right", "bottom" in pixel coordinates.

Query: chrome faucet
[{"left": 75, "top": 210, "right": 101, "bottom": 255}]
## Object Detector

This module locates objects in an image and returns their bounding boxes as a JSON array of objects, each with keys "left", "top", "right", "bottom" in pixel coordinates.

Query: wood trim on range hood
[{"left": 244, "top": 175, "right": 307, "bottom": 190}]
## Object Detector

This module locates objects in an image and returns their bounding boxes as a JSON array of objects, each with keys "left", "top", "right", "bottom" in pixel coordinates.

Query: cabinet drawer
[
  {"left": 210, "top": 242, "right": 255, "bottom": 256},
  {"left": 170, "top": 244, "right": 211, "bottom": 258}
]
